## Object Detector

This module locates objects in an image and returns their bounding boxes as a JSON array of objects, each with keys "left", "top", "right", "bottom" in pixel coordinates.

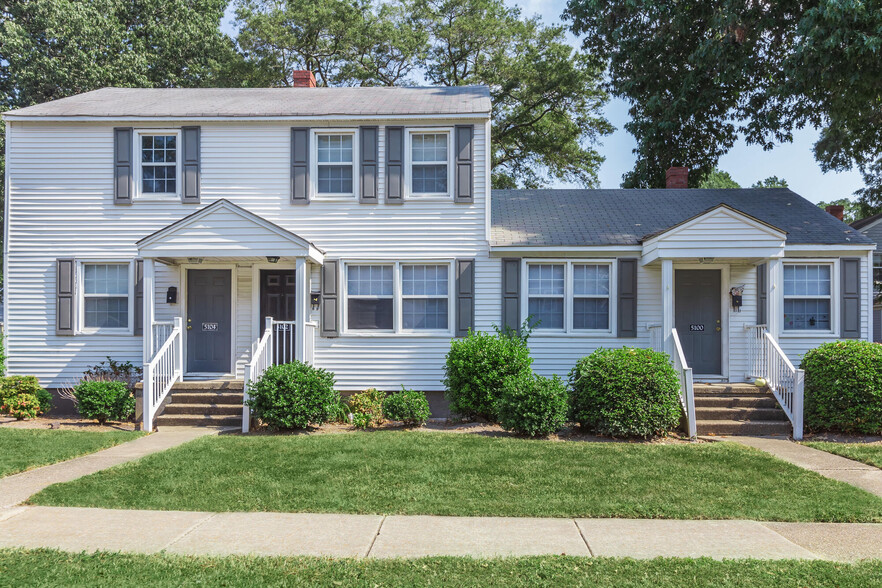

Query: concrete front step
[
  {"left": 155, "top": 414, "right": 241, "bottom": 427},
  {"left": 163, "top": 403, "right": 242, "bottom": 416},
  {"left": 694, "top": 395, "right": 779, "bottom": 409},
  {"left": 693, "top": 384, "right": 770, "bottom": 397},
  {"left": 696, "top": 419, "right": 792, "bottom": 436},
  {"left": 695, "top": 407, "right": 789, "bottom": 422},
  {"left": 170, "top": 392, "right": 244, "bottom": 405}
]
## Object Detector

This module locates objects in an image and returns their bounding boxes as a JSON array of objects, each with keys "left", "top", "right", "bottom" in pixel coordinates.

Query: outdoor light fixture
[
  {"left": 187, "top": 257, "right": 204, "bottom": 264},
  {"left": 310, "top": 292, "right": 321, "bottom": 310},
  {"left": 698, "top": 257, "right": 715, "bottom": 264},
  {"left": 266, "top": 256, "right": 280, "bottom": 263}
]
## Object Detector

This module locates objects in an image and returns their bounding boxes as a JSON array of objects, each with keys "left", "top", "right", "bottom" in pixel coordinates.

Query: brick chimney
[
  {"left": 825, "top": 205, "right": 844, "bottom": 221},
  {"left": 666, "top": 166, "right": 689, "bottom": 189},
  {"left": 291, "top": 70, "right": 316, "bottom": 88}
]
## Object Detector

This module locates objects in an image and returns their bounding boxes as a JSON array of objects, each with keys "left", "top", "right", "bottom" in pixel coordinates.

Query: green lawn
[
  {"left": 804, "top": 441, "right": 882, "bottom": 469},
  {"left": 30, "top": 431, "right": 882, "bottom": 522},
  {"left": 0, "top": 550, "right": 880, "bottom": 588},
  {"left": 0, "top": 428, "right": 144, "bottom": 478}
]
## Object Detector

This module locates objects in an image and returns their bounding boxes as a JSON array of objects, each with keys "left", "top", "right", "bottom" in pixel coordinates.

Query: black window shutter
[
  {"left": 501, "top": 258, "right": 520, "bottom": 331},
  {"left": 181, "top": 126, "right": 201, "bottom": 203},
  {"left": 756, "top": 263, "right": 768, "bottom": 326},
  {"left": 617, "top": 258, "right": 638, "bottom": 337},
  {"left": 841, "top": 258, "right": 862, "bottom": 339},
  {"left": 454, "top": 125, "right": 474, "bottom": 203},
  {"left": 456, "top": 259, "right": 475, "bottom": 336},
  {"left": 134, "top": 259, "right": 144, "bottom": 336},
  {"left": 291, "top": 128, "right": 310, "bottom": 204},
  {"left": 360, "top": 126, "right": 378, "bottom": 203},
  {"left": 386, "top": 126, "right": 404, "bottom": 203},
  {"left": 56, "top": 259, "right": 75, "bottom": 335},
  {"left": 321, "top": 260, "right": 339, "bottom": 337},
  {"left": 113, "top": 128, "right": 133, "bottom": 205}
]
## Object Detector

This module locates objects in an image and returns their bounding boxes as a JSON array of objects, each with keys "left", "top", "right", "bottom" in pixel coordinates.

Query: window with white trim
[
  {"left": 315, "top": 131, "right": 355, "bottom": 197},
  {"left": 82, "top": 263, "right": 130, "bottom": 330},
  {"left": 409, "top": 131, "right": 450, "bottom": 197},
  {"left": 783, "top": 264, "right": 832, "bottom": 331},
  {"left": 525, "top": 261, "right": 613, "bottom": 333},
  {"left": 344, "top": 261, "right": 453, "bottom": 333},
  {"left": 137, "top": 131, "right": 179, "bottom": 196}
]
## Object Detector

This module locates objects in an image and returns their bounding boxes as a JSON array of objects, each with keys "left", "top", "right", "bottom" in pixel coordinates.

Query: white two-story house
[{"left": 3, "top": 74, "right": 874, "bottom": 438}]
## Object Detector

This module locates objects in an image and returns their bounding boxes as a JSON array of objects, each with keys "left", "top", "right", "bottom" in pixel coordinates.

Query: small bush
[
  {"left": 348, "top": 388, "right": 386, "bottom": 429},
  {"left": 35, "top": 388, "right": 53, "bottom": 415},
  {"left": 803, "top": 340, "right": 882, "bottom": 434},
  {"left": 1, "top": 393, "right": 40, "bottom": 420},
  {"left": 247, "top": 361, "right": 339, "bottom": 429},
  {"left": 84, "top": 357, "right": 142, "bottom": 390},
  {"left": 383, "top": 387, "right": 431, "bottom": 426},
  {"left": 568, "top": 347, "right": 682, "bottom": 438},
  {"left": 497, "top": 373, "right": 568, "bottom": 437},
  {"left": 73, "top": 381, "right": 135, "bottom": 425},
  {"left": 443, "top": 325, "right": 533, "bottom": 421}
]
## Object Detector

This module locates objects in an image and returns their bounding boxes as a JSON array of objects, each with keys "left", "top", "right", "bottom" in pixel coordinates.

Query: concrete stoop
[
  {"left": 153, "top": 380, "right": 244, "bottom": 428},
  {"left": 693, "top": 383, "right": 791, "bottom": 437}
]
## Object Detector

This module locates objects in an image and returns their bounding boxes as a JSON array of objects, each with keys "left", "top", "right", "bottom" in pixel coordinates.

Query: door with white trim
[{"left": 674, "top": 269, "right": 722, "bottom": 374}]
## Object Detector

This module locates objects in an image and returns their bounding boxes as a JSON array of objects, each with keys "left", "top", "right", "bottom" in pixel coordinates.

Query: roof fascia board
[
  {"left": 3, "top": 113, "right": 491, "bottom": 123},
  {"left": 489, "top": 245, "right": 642, "bottom": 256}
]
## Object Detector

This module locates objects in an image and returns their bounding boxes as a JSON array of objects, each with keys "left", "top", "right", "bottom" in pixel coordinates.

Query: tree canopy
[
  {"left": 817, "top": 198, "right": 861, "bottom": 225},
  {"left": 564, "top": 0, "right": 882, "bottom": 212},
  {"left": 698, "top": 169, "right": 740, "bottom": 189}
]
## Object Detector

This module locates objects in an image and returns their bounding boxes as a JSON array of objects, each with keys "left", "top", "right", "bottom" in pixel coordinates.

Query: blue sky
[{"left": 222, "top": 0, "right": 864, "bottom": 204}]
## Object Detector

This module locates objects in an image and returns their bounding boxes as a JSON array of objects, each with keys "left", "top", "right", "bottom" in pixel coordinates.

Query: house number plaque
[
  {"left": 202, "top": 322, "right": 218, "bottom": 331},
  {"left": 689, "top": 324, "right": 705, "bottom": 332}
]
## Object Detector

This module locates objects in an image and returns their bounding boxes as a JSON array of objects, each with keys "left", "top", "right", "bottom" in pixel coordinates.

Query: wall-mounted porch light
[
  {"left": 266, "top": 256, "right": 280, "bottom": 263},
  {"left": 187, "top": 257, "right": 204, "bottom": 264},
  {"left": 698, "top": 257, "right": 715, "bottom": 264},
  {"left": 310, "top": 292, "right": 321, "bottom": 310}
]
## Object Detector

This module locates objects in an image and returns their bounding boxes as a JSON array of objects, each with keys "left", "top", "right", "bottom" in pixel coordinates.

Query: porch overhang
[{"left": 135, "top": 199, "right": 324, "bottom": 264}]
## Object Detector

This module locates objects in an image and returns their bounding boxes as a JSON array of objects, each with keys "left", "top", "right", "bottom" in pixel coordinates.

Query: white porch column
[
  {"left": 143, "top": 258, "right": 155, "bottom": 364},
  {"left": 767, "top": 258, "right": 782, "bottom": 339},
  {"left": 661, "top": 258, "right": 674, "bottom": 357},
  {"left": 294, "top": 257, "right": 308, "bottom": 361}
]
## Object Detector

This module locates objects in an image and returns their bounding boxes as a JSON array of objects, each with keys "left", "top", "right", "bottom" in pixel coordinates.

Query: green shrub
[
  {"left": 568, "top": 347, "right": 682, "bottom": 438},
  {"left": 803, "top": 340, "right": 882, "bottom": 434},
  {"left": 35, "top": 388, "right": 53, "bottom": 415},
  {"left": 1, "top": 393, "right": 40, "bottom": 420},
  {"left": 496, "top": 373, "right": 568, "bottom": 437},
  {"left": 246, "top": 361, "right": 339, "bottom": 430},
  {"left": 383, "top": 387, "right": 431, "bottom": 426},
  {"left": 0, "top": 333, "right": 6, "bottom": 376},
  {"left": 443, "top": 326, "right": 533, "bottom": 420},
  {"left": 73, "top": 381, "right": 135, "bottom": 425},
  {"left": 348, "top": 388, "right": 386, "bottom": 429},
  {"left": 1, "top": 376, "right": 50, "bottom": 415}
]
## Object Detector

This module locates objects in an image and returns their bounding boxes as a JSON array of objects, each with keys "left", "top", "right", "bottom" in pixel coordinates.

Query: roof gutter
[{"left": 2, "top": 112, "right": 492, "bottom": 123}]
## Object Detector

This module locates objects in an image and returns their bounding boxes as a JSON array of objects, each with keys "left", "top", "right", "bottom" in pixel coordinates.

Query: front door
[
  {"left": 260, "top": 270, "right": 296, "bottom": 364},
  {"left": 187, "top": 269, "right": 232, "bottom": 373},
  {"left": 674, "top": 269, "right": 722, "bottom": 375}
]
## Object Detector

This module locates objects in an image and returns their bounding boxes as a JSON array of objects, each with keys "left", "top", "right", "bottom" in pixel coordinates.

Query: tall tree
[
  {"left": 817, "top": 197, "right": 860, "bottom": 225},
  {"left": 564, "top": 0, "right": 882, "bottom": 207},
  {"left": 699, "top": 169, "right": 740, "bottom": 189},
  {"left": 751, "top": 176, "right": 789, "bottom": 189}
]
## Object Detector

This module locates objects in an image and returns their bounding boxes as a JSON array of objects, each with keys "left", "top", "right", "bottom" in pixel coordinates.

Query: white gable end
[{"left": 641, "top": 206, "right": 786, "bottom": 264}]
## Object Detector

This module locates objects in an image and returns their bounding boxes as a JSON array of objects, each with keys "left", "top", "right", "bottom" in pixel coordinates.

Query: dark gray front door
[
  {"left": 187, "top": 269, "right": 232, "bottom": 373},
  {"left": 259, "top": 270, "right": 296, "bottom": 364},
  {"left": 674, "top": 269, "right": 722, "bottom": 374}
]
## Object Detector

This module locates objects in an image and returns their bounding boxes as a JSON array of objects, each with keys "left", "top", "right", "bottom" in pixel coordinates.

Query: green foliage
[
  {"left": 383, "top": 387, "right": 431, "bottom": 426},
  {"left": 751, "top": 176, "right": 789, "bottom": 189},
  {"left": 1, "top": 393, "right": 41, "bottom": 420},
  {"left": 0, "top": 375, "right": 45, "bottom": 404},
  {"left": 802, "top": 340, "right": 882, "bottom": 434},
  {"left": 496, "top": 373, "right": 568, "bottom": 437},
  {"left": 234, "top": 0, "right": 612, "bottom": 189},
  {"left": 73, "top": 381, "right": 135, "bottom": 425},
  {"left": 246, "top": 361, "right": 339, "bottom": 430},
  {"left": 331, "top": 398, "right": 351, "bottom": 424},
  {"left": 443, "top": 328, "right": 534, "bottom": 421},
  {"left": 568, "top": 348, "right": 682, "bottom": 438},
  {"left": 0, "top": 334, "right": 6, "bottom": 376},
  {"left": 818, "top": 197, "right": 861, "bottom": 225},
  {"left": 35, "top": 387, "right": 53, "bottom": 415},
  {"left": 564, "top": 0, "right": 882, "bottom": 210},
  {"left": 83, "top": 357, "right": 143, "bottom": 390},
  {"left": 698, "top": 169, "right": 740, "bottom": 189},
  {"left": 347, "top": 388, "right": 386, "bottom": 429}
]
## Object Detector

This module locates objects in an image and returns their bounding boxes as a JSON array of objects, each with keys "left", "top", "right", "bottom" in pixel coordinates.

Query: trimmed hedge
[
  {"left": 568, "top": 347, "right": 681, "bottom": 438},
  {"left": 246, "top": 361, "right": 339, "bottom": 430},
  {"left": 803, "top": 340, "right": 882, "bottom": 434},
  {"left": 443, "top": 329, "right": 533, "bottom": 420},
  {"left": 496, "top": 373, "right": 568, "bottom": 437},
  {"left": 73, "top": 381, "right": 135, "bottom": 424},
  {"left": 383, "top": 388, "right": 431, "bottom": 426}
]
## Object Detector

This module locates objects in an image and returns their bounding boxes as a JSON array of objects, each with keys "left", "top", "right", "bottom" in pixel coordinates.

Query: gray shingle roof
[
  {"left": 4, "top": 86, "right": 491, "bottom": 118},
  {"left": 491, "top": 188, "right": 873, "bottom": 247}
]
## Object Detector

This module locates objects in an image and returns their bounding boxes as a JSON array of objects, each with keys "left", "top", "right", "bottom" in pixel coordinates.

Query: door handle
[{"left": 715, "top": 327, "right": 721, "bottom": 332}]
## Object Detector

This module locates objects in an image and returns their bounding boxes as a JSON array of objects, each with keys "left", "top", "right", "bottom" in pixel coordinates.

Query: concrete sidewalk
[
  {"left": 726, "top": 436, "right": 882, "bottom": 498},
  {"left": 1, "top": 506, "right": 881, "bottom": 561},
  {"left": 0, "top": 427, "right": 226, "bottom": 508}
]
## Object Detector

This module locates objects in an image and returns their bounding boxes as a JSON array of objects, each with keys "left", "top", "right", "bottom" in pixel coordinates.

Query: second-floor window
[
  {"left": 409, "top": 130, "right": 451, "bottom": 197},
  {"left": 316, "top": 132, "right": 355, "bottom": 197},
  {"left": 139, "top": 132, "right": 179, "bottom": 195}
]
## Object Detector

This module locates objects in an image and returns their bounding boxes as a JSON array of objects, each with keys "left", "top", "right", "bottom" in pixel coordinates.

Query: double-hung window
[
  {"left": 138, "top": 131, "right": 179, "bottom": 196},
  {"left": 783, "top": 264, "right": 832, "bottom": 331},
  {"left": 82, "top": 263, "right": 130, "bottom": 330},
  {"left": 526, "top": 261, "right": 613, "bottom": 333},
  {"left": 347, "top": 265, "right": 393, "bottom": 330},
  {"left": 409, "top": 131, "right": 450, "bottom": 197},
  {"left": 402, "top": 264, "right": 449, "bottom": 330},
  {"left": 316, "top": 132, "right": 355, "bottom": 197}
]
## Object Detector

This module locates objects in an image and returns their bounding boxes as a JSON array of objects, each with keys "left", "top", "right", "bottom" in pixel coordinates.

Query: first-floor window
[
  {"left": 783, "top": 264, "right": 832, "bottom": 331},
  {"left": 83, "top": 263, "right": 129, "bottom": 329},
  {"left": 526, "top": 261, "right": 613, "bottom": 332},
  {"left": 572, "top": 264, "right": 610, "bottom": 330},
  {"left": 528, "top": 264, "right": 565, "bottom": 330},
  {"left": 402, "top": 264, "right": 448, "bottom": 330},
  {"left": 347, "top": 265, "right": 393, "bottom": 330}
]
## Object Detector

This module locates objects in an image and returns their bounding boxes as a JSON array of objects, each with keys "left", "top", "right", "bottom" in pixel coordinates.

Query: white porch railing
[
  {"left": 746, "top": 325, "right": 804, "bottom": 440},
  {"left": 152, "top": 321, "right": 175, "bottom": 356},
  {"left": 271, "top": 320, "right": 296, "bottom": 365},
  {"left": 243, "top": 317, "right": 274, "bottom": 434},
  {"left": 143, "top": 317, "right": 183, "bottom": 431},
  {"left": 647, "top": 324, "right": 696, "bottom": 438}
]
